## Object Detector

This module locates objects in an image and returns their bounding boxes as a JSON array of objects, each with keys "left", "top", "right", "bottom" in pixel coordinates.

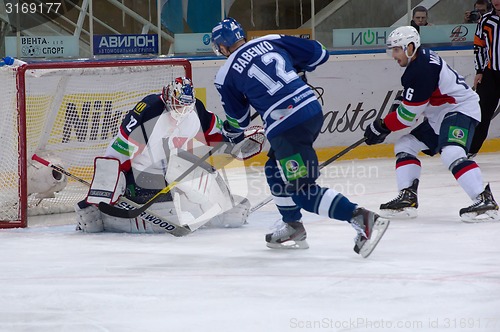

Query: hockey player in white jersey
[
  {"left": 364, "top": 26, "right": 499, "bottom": 222},
  {"left": 75, "top": 77, "right": 260, "bottom": 233}
]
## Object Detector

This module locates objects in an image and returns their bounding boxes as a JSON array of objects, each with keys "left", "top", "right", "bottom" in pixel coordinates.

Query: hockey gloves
[
  {"left": 221, "top": 120, "right": 245, "bottom": 144},
  {"left": 364, "top": 119, "right": 391, "bottom": 145}
]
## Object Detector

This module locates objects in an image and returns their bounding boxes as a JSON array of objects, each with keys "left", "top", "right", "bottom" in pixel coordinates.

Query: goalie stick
[
  {"left": 250, "top": 137, "right": 367, "bottom": 213},
  {"left": 31, "top": 154, "right": 192, "bottom": 237}
]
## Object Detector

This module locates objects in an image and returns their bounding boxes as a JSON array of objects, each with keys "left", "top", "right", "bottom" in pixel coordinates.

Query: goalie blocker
[{"left": 76, "top": 149, "right": 250, "bottom": 234}]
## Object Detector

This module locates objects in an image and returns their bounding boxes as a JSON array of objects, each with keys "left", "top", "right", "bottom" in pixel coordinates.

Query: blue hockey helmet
[{"left": 211, "top": 18, "right": 245, "bottom": 56}]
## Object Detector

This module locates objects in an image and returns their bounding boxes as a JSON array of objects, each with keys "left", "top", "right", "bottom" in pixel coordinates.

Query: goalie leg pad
[
  {"left": 99, "top": 213, "right": 149, "bottom": 233},
  {"left": 205, "top": 196, "right": 250, "bottom": 228},
  {"left": 165, "top": 151, "right": 233, "bottom": 211},
  {"left": 165, "top": 150, "right": 216, "bottom": 205},
  {"left": 75, "top": 200, "right": 104, "bottom": 233},
  {"left": 172, "top": 190, "right": 223, "bottom": 230},
  {"left": 87, "top": 157, "right": 126, "bottom": 205},
  {"left": 98, "top": 200, "right": 180, "bottom": 234},
  {"left": 166, "top": 150, "right": 249, "bottom": 229}
]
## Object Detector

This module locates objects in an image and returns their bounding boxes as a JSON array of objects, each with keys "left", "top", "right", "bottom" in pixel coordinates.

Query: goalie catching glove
[
  {"left": 220, "top": 123, "right": 265, "bottom": 161},
  {"left": 228, "top": 126, "right": 265, "bottom": 160}
]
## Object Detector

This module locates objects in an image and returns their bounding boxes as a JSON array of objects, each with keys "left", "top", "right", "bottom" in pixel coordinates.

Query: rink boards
[{"left": 190, "top": 50, "right": 500, "bottom": 164}]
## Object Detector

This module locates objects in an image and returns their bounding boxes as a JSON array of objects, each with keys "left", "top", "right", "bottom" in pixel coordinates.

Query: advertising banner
[
  {"left": 93, "top": 34, "right": 159, "bottom": 55},
  {"left": 333, "top": 24, "right": 477, "bottom": 49},
  {"left": 174, "top": 33, "right": 213, "bottom": 54},
  {"left": 419, "top": 24, "right": 477, "bottom": 44},
  {"left": 332, "top": 27, "right": 394, "bottom": 49},
  {"left": 5, "top": 36, "right": 79, "bottom": 58}
]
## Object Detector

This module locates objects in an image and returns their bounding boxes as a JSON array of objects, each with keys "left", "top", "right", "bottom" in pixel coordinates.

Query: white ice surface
[{"left": 1, "top": 154, "right": 499, "bottom": 332}]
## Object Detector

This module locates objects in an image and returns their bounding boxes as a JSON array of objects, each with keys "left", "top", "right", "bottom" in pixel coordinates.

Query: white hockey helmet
[
  {"left": 386, "top": 26, "right": 421, "bottom": 60},
  {"left": 161, "top": 77, "right": 196, "bottom": 121}
]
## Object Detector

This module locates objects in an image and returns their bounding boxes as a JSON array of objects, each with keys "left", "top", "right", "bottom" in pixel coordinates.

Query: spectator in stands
[
  {"left": 411, "top": 6, "right": 432, "bottom": 32},
  {"left": 469, "top": 0, "right": 500, "bottom": 156},
  {"left": 464, "top": 0, "right": 491, "bottom": 23}
]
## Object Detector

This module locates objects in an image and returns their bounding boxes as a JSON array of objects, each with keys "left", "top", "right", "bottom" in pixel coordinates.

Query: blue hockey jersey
[{"left": 214, "top": 34, "right": 329, "bottom": 139}]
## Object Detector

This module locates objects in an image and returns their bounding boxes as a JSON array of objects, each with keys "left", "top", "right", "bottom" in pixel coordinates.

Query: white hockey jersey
[
  {"left": 388, "top": 48, "right": 480, "bottom": 133},
  {"left": 104, "top": 95, "right": 222, "bottom": 175}
]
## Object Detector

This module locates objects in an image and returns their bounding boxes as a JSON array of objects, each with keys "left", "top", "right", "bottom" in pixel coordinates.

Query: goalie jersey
[
  {"left": 214, "top": 34, "right": 329, "bottom": 139},
  {"left": 384, "top": 47, "right": 481, "bottom": 133},
  {"left": 104, "top": 95, "right": 223, "bottom": 173}
]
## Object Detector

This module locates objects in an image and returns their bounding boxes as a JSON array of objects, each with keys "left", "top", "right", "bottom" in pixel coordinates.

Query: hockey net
[{"left": 0, "top": 59, "right": 191, "bottom": 228}]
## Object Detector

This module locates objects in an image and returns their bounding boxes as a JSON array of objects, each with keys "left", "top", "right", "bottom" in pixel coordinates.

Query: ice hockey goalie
[
  {"left": 75, "top": 77, "right": 256, "bottom": 234},
  {"left": 76, "top": 149, "right": 250, "bottom": 233}
]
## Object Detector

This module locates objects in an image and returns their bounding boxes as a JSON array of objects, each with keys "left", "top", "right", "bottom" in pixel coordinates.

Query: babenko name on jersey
[{"left": 231, "top": 41, "right": 274, "bottom": 73}]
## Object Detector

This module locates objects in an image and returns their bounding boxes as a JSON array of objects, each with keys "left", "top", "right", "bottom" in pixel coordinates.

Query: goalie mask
[{"left": 162, "top": 77, "right": 196, "bottom": 121}]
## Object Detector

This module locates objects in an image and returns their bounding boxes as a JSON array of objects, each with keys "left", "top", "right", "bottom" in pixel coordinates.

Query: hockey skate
[
  {"left": 265, "top": 221, "right": 309, "bottom": 249},
  {"left": 460, "top": 184, "right": 499, "bottom": 223},
  {"left": 350, "top": 207, "right": 390, "bottom": 258},
  {"left": 379, "top": 179, "right": 419, "bottom": 219}
]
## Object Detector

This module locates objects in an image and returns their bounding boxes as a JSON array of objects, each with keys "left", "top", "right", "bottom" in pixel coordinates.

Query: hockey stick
[
  {"left": 98, "top": 142, "right": 228, "bottom": 218},
  {"left": 31, "top": 154, "right": 192, "bottom": 236},
  {"left": 32, "top": 154, "right": 91, "bottom": 186},
  {"left": 249, "top": 137, "right": 367, "bottom": 213}
]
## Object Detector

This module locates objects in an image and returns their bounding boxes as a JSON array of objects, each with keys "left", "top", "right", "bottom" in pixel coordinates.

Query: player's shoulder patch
[{"left": 132, "top": 94, "right": 164, "bottom": 117}]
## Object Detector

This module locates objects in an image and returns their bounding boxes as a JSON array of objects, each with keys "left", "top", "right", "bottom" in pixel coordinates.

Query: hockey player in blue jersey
[
  {"left": 364, "top": 26, "right": 499, "bottom": 222},
  {"left": 211, "top": 18, "right": 390, "bottom": 257}
]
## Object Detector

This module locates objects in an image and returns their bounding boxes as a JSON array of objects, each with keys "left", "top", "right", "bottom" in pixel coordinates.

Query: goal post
[{"left": 0, "top": 59, "right": 191, "bottom": 228}]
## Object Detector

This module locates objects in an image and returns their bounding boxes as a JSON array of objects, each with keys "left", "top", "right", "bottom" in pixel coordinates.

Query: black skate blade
[{"left": 357, "top": 217, "right": 390, "bottom": 258}]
